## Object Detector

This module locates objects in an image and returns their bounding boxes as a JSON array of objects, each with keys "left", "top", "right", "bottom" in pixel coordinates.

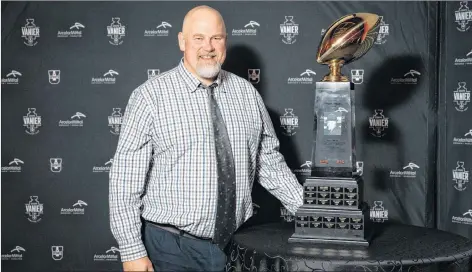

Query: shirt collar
[{"left": 177, "top": 58, "right": 225, "bottom": 93}]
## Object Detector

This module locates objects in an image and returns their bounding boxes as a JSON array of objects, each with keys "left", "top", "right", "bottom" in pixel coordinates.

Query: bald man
[{"left": 109, "top": 5, "right": 303, "bottom": 272}]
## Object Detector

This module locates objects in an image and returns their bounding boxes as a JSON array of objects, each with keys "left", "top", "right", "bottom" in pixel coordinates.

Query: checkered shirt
[{"left": 109, "top": 59, "right": 304, "bottom": 262}]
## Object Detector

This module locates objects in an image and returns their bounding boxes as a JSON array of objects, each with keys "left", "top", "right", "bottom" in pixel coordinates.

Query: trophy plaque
[{"left": 289, "top": 13, "right": 380, "bottom": 246}]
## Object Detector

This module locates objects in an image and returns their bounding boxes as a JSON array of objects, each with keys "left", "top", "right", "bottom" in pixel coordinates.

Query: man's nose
[{"left": 202, "top": 38, "right": 214, "bottom": 51}]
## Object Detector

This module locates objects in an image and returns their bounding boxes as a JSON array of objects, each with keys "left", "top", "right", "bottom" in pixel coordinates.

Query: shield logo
[
  {"left": 248, "top": 69, "right": 260, "bottom": 84},
  {"left": 351, "top": 69, "right": 364, "bottom": 84},
  {"left": 51, "top": 246, "right": 63, "bottom": 261},
  {"left": 25, "top": 196, "right": 43, "bottom": 223},
  {"left": 147, "top": 69, "right": 160, "bottom": 79},
  {"left": 48, "top": 70, "right": 60, "bottom": 84},
  {"left": 108, "top": 17, "right": 125, "bottom": 45},
  {"left": 280, "top": 16, "right": 298, "bottom": 44},
  {"left": 454, "top": 82, "right": 470, "bottom": 112},
  {"left": 455, "top": 1, "right": 471, "bottom": 32},
  {"left": 50, "top": 158, "right": 62, "bottom": 173},
  {"left": 22, "top": 19, "right": 40, "bottom": 46}
]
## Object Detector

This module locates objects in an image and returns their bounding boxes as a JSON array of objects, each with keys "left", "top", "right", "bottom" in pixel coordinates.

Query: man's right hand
[{"left": 123, "top": 256, "right": 154, "bottom": 271}]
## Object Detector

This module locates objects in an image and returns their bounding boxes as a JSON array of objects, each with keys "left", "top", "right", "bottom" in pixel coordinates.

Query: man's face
[{"left": 178, "top": 12, "right": 227, "bottom": 80}]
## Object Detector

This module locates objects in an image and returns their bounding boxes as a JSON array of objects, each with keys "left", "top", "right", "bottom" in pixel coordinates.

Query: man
[{"left": 109, "top": 5, "right": 303, "bottom": 272}]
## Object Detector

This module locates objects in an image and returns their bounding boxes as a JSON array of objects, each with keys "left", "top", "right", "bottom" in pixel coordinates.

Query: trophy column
[{"left": 289, "top": 82, "right": 369, "bottom": 246}]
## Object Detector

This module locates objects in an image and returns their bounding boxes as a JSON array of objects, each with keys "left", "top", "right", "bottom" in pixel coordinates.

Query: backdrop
[{"left": 1, "top": 1, "right": 471, "bottom": 271}]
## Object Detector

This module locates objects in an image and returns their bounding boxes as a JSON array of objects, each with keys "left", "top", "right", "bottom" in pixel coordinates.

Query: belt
[{"left": 145, "top": 221, "right": 213, "bottom": 242}]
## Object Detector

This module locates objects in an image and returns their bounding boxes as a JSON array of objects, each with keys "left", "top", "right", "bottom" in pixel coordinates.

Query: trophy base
[
  {"left": 288, "top": 235, "right": 369, "bottom": 246},
  {"left": 302, "top": 176, "right": 362, "bottom": 209},
  {"left": 289, "top": 175, "right": 370, "bottom": 246}
]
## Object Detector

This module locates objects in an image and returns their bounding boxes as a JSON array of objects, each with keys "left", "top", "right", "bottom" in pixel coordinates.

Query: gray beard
[{"left": 196, "top": 62, "right": 221, "bottom": 79}]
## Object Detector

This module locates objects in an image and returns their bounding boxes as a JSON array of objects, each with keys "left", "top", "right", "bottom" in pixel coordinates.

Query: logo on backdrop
[
  {"left": 59, "top": 112, "right": 86, "bottom": 127},
  {"left": 108, "top": 108, "right": 123, "bottom": 135},
  {"left": 280, "top": 207, "right": 295, "bottom": 222},
  {"left": 23, "top": 108, "right": 42, "bottom": 135},
  {"left": 390, "top": 162, "right": 419, "bottom": 178},
  {"left": 232, "top": 20, "right": 259, "bottom": 36},
  {"left": 61, "top": 200, "right": 87, "bottom": 215},
  {"left": 280, "top": 108, "right": 299, "bottom": 136},
  {"left": 92, "top": 69, "right": 119, "bottom": 84},
  {"left": 94, "top": 246, "right": 120, "bottom": 261},
  {"left": 107, "top": 17, "right": 125, "bottom": 45},
  {"left": 351, "top": 69, "right": 364, "bottom": 84},
  {"left": 51, "top": 246, "right": 63, "bottom": 261},
  {"left": 25, "top": 196, "right": 43, "bottom": 223},
  {"left": 454, "top": 82, "right": 470, "bottom": 111},
  {"left": 453, "top": 161, "right": 469, "bottom": 191},
  {"left": 147, "top": 69, "right": 160, "bottom": 80},
  {"left": 93, "top": 158, "right": 113, "bottom": 173},
  {"left": 321, "top": 28, "right": 326, "bottom": 36},
  {"left": 454, "top": 49, "right": 472, "bottom": 66},
  {"left": 280, "top": 16, "right": 298, "bottom": 44},
  {"left": 57, "top": 22, "right": 84, "bottom": 38},
  {"left": 370, "top": 201, "right": 389, "bottom": 222},
  {"left": 293, "top": 160, "right": 312, "bottom": 176},
  {"left": 2, "top": 70, "right": 22, "bottom": 84},
  {"left": 453, "top": 129, "right": 472, "bottom": 145},
  {"left": 375, "top": 16, "right": 389, "bottom": 44},
  {"left": 248, "top": 69, "right": 260, "bottom": 84},
  {"left": 2, "top": 158, "right": 24, "bottom": 173},
  {"left": 390, "top": 69, "right": 421, "bottom": 84},
  {"left": 50, "top": 158, "right": 63, "bottom": 173},
  {"left": 48, "top": 70, "right": 60, "bottom": 84},
  {"left": 455, "top": 1, "right": 471, "bottom": 32},
  {"left": 287, "top": 69, "right": 316, "bottom": 84},
  {"left": 144, "top": 21, "right": 171, "bottom": 37},
  {"left": 21, "top": 19, "right": 40, "bottom": 46},
  {"left": 369, "top": 109, "right": 389, "bottom": 137},
  {"left": 452, "top": 209, "right": 472, "bottom": 225},
  {"left": 1, "top": 246, "right": 26, "bottom": 261}
]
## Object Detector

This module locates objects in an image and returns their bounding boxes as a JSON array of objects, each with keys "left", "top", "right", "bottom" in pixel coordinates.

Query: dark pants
[{"left": 143, "top": 221, "right": 227, "bottom": 272}]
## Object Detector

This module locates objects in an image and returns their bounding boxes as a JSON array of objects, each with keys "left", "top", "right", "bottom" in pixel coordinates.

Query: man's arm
[
  {"left": 253, "top": 90, "right": 304, "bottom": 215},
  {"left": 109, "top": 88, "right": 154, "bottom": 262}
]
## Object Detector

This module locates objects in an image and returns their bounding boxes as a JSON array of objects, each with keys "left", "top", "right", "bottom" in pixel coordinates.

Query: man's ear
[{"left": 178, "top": 32, "right": 185, "bottom": 52}]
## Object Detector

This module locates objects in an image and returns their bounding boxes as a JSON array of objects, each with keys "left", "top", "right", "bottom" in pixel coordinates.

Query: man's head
[{"left": 178, "top": 6, "right": 227, "bottom": 83}]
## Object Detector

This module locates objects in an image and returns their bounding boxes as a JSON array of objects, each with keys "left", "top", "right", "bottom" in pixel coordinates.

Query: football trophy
[{"left": 289, "top": 13, "right": 380, "bottom": 246}]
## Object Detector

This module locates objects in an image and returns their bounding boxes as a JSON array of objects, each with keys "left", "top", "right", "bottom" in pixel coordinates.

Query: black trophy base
[
  {"left": 288, "top": 235, "right": 369, "bottom": 246},
  {"left": 289, "top": 175, "right": 370, "bottom": 246},
  {"left": 289, "top": 208, "right": 369, "bottom": 246},
  {"left": 302, "top": 176, "right": 362, "bottom": 210}
]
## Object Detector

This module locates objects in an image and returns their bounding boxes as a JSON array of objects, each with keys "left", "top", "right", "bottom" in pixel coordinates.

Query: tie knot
[{"left": 202, "top": 83, "right": 218, "bottom": 96}]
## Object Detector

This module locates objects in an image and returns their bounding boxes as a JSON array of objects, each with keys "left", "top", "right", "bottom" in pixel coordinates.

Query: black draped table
[{"left": 225, "top": 222, "right": 472, "bottom": 272}]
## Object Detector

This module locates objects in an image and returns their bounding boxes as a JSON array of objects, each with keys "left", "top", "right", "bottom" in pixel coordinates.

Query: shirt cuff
[{"left": 118, "top": 241, "right": 148, "bottom": 262}]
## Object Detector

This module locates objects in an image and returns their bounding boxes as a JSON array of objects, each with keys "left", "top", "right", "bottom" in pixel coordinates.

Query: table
[{"left": 225, "top": 221, "right": 472, "bottom": 272}]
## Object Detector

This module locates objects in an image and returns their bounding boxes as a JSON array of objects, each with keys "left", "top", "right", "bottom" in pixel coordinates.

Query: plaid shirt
[{"left": 109, "top": 59, "right": 304, "bottom": 262}]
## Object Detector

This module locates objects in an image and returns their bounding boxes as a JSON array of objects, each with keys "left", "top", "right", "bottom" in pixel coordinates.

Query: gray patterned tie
[{"left": 203, "top": 83, "right": 237, "bottom": 251}]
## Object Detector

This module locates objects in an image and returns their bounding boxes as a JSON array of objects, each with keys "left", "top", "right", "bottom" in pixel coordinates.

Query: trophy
[{"left": 289, "top": 13, "right": 380, "bottom": 246}]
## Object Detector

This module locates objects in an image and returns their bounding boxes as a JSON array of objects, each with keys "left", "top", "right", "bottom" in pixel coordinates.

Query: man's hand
[{"left": 123, "top": 256, "right": 154, "bottom": 271}]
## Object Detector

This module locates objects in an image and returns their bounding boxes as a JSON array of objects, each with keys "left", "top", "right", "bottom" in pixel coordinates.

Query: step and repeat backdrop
[
  {"left": 1, "top": 1, "right": 471, "bottom": 271},
  {"left": 437, "top": 1, "right": 472, "bottom": 243}
]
